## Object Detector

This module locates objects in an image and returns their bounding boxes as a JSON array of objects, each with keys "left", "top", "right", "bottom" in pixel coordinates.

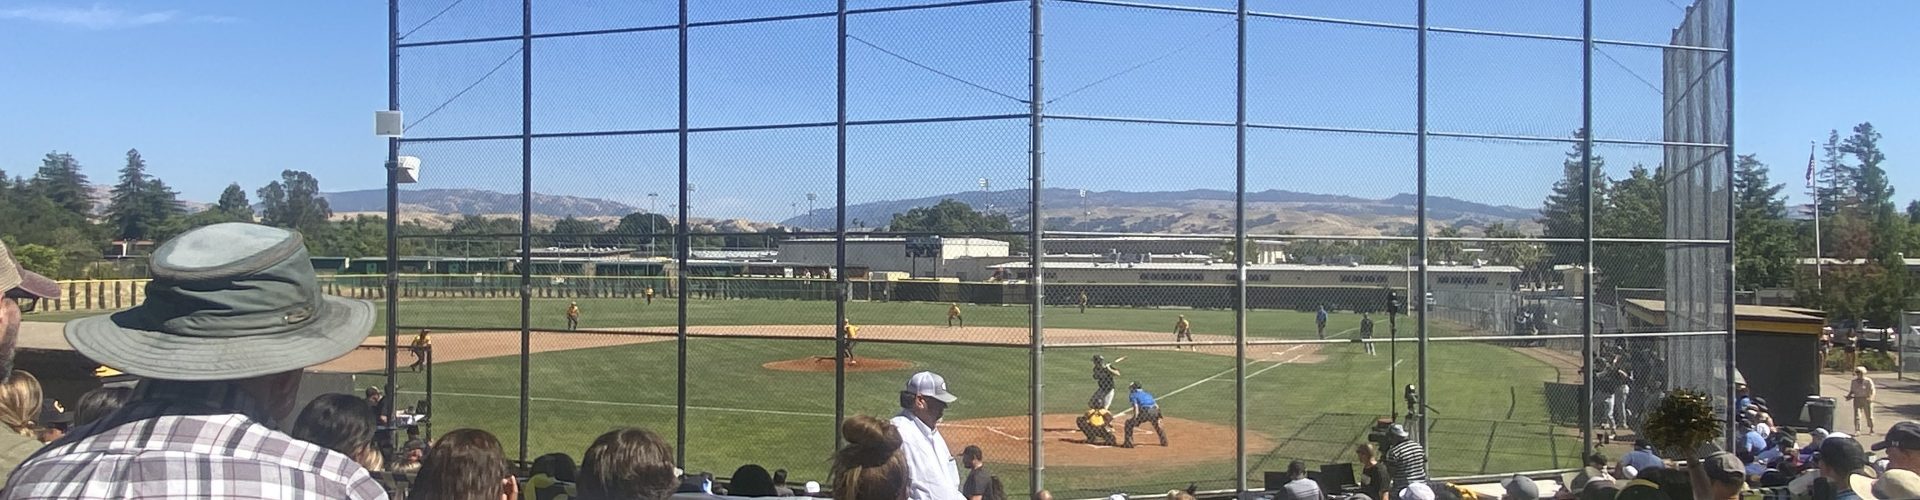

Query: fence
[{"left": 382, "top": 0, "right": 1734, "bottom": 497}]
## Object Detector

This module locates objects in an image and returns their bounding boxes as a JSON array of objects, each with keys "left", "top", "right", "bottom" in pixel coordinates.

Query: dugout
[{"left": 1622, "top": 299, "right": 1825, "bottom": 426}]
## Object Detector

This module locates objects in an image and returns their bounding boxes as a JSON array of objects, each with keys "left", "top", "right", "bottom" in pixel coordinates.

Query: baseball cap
[
  {"left": 1500, "top": 475, "right": 1539, "bottom": 500},
  {"left": 1700, "top": 451, "right": 1746, "bottom": 483},
  {"left": 1872, "top": 422, "right": 1920, "bottom": 451},
  {"left": 0, "top": 242, "right": 58, "bottom": 299},
  {"left": 1398, "top": 483, "right": 1435, "bottom": 500},
  {"left": 906, "top": 371, "right": 957, "bottom": 403},
  {"left": 36, "top": 398, "right": 71, "bottom": 425},
  {"left": 1822, "top": 437, "right": 1872, "bottom": 473}
]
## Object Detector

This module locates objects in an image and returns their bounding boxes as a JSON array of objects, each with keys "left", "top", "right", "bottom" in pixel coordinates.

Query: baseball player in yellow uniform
[{"left": 948, "top": 303, "right": 964, "bottom": 327}]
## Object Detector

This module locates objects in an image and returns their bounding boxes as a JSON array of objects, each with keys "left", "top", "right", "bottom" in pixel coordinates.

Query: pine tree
[
  {"left": 1538, "top": 130, "right": 1608, "bottom": 267},
  {"left": 1838, "top": 122, "right": 1907, "bottom": 325},
  {"left": 1595, "top": 164, "right": 1665, "bottom": 288},
  {"left": 216, "top": 183, "right": 255, "bottom": 221},
  {"left": 1731, "top": 154, "right": 1797, "bottom": 289},
  {"left": 30, "top": 152, "right": 93, "bottom": 218},
  {"left": 106, "top": 149, "right": 179, "bottom": 241}
]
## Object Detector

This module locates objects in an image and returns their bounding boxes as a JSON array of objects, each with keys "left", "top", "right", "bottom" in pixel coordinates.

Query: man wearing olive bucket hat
[{"left": 4, "top": 224, "right": 386, "bottom": 499}]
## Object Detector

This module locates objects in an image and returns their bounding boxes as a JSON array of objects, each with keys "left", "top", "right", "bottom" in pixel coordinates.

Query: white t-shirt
[{"left": 893, "top": 411, "right": 965, "bottom": 500}]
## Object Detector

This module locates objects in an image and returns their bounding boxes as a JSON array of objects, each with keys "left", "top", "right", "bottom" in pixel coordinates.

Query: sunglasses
[{"left": 6, "top": 296, "right": 36, "bottom": 314}]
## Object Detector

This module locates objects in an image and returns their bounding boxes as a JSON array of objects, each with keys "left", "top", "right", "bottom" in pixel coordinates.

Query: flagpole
[{"left": 1810, "top": 141, "right": 1823, "bottom": 290}]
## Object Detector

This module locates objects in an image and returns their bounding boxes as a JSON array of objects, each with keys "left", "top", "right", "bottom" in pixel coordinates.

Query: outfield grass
[
  {"left": 39, "top": 298, "right": 1566, "bottom": 497},
  {"left": 365, "top": 299, "right": 1569, "bottom": 498},
  {"left": 386, "top": 297, "right": 1462, "bottom": 341}
]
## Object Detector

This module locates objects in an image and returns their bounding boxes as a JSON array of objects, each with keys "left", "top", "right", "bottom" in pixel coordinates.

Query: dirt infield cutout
[
  {"left": 940, "top": 414, "right": 1271, "bottom": 467},
  {"left": 762, "top": 356, "right": 913, "bottom": 373}
]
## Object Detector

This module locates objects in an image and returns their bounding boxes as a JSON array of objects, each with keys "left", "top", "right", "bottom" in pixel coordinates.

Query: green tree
[
  {"left": 1538, "top": 131, "right": 1608, "bottom": 267},
  {"left": 550, "top": 216, "right": 602, "bottom": 247},
  {"left": 1731, "top": 154, "right": 1798, "bottom": 289},
  {"left": 216, "top": 183, "right": 255, "bottom": 221},
  {"left": 1595, "top": 164, "right": 1665, "bottom": 289},
  {"left": 1432, "top": 226, "right": 1463, "bottom": 264},
  {"left": 1907, "top": 200, "right": 1920, "bottom": 225},
  {"left": 7, "top": 243, "right": 63, "bottom": 278},
  {"left": 1839, "top": 122, "right": 1908, "bottom": 325},
  {"left": 106, "top": 149, "right": 182, "bottom": 241},
  {"left": 29, "top": 152, "right": 94, "bottom": 218},
  {"left": 613, "top": 212, "right": 673, "bottom": 255},
  {"left": 1815, "top": 130, "right": 1859, "bottom": 218},
  {"left": 887, "top": 199, "right": 1025, "bottom": 252},
  {"left": 1483, "top": 222, "right": 1545, "bottom": 287},
  {"left": 257, "top": 170, "right": 333, "bottom": 235}
]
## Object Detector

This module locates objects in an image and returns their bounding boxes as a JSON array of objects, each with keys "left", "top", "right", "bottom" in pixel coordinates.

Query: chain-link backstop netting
[{"left": 371, "top": 0, "right": 1734, "bottom": 496}]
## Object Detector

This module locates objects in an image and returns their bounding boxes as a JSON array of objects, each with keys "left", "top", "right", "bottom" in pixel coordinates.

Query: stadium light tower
[{"left": 808, "top": 192, "right": 817, "bottom": 229}]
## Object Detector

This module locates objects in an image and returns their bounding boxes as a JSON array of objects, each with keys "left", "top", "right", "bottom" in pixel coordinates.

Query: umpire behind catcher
[{"left": 1123, "top": 382, "right": 1167, "bottom": 448}]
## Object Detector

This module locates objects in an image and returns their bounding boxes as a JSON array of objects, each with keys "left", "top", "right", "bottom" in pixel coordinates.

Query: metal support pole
[
  {"left": 425, "top": 346, "right": 434, "bottom": 441},
  {"left": 517, "top": 0, "right": 533, "bottom": 464},
  {"left": 834, "top": 0, "right": 849, "bottom": 447},
  {"left": 1723, "top": 0, "right": 1740, "bottom": 450},
  {"left": 1580, "top": 0, "right": 1597, "bottom": 459},
  {"left": 1027, "top": 0, "right": 1047, "bottom": 493},
  {"left": 383, "top": 0, "right": 400, "bottom": 432},
  {"left": 675, "top": 0, "right": 692, "bottom": 467},
  {"left": 1415, "top": 0, "right": 1431, "bottom": 447},
  {"left": 1232, "top": 0, "right": 1249, "bottom": 492}
]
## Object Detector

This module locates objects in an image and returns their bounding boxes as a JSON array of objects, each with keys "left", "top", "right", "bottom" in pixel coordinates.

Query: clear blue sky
[{"left": 1, "top": 1, "right": 1912, "bottom": 223}]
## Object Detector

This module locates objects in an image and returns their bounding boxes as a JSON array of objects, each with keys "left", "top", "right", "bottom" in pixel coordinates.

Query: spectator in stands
[
  {"left": 35, "top": 398, "right": 70, "bottom": 443},
  {"left": 290, "top": 393, "right": 384, "bottom": 471},
  {"left": 0, "top": 371, "right": 42, "bottom": 440},
  {"left": 1499, "top": 475, "right": 1537, "bottom": 500},
  {"left": 5, "top": 224, "right": 384, "bottom": 499},
  {"left": 962, "top": 445, "right": 992, "bottom": 500},
  {"left": 1380, "top": 424, "right": 1428, "bottom": 492},
  {"left": 1871, "top": 422, "right": 1920, "bottom": 473},
  {"left": 0, "top": 242, "right": 55, "bottom": 478},
  {"left": 1278, "top": 460, "right": 1324, "bottom": 500},
  {"left": 527, "top": 453, "right": 579, "bottom": 500},
  {"left": 1357, "top": 443, "right": 1392, "bottom": 500},
  {"left": 1565, "top": 453, "right": 1615, "bottom": 497},
  {"left": 412, "top": 428, "right": 517, "bottom": 500},
  {"left": 1688, "top": 451, "right": 1747, "bottom": 500},
  {"left": 733, "top": 464, "right": 780, "bottom": 497},
  {"left": 1031, "top": 491, "right": 1051, "bottom": 500},
  {"left": 392, "top": 442, "right": 426, "bottom": 474},
  {"left": 69, "top": 385, "right": 131, "bottom": 427},
  {"left": 1817, "top": 437, "right": 1873, "bottom": 500},
  {"left": 1734, "top": 384, "right": 1753, "bottom": 415},
  {"left": 1619, "top": 440, "right": 1664, "bottom": 473},
  {"left": 1868, "top": 469, "right": 1920, "bottom": 500},
  {"left": 579, "top": 427, "right": 678, "bottom": 500},
  {"left": 892, "top": 371, "right": 963, "bottom": 500},
  {"left": 774, "top": 469, "right": 795, "bottom": 497},
  {"left": 832, "top": 415, "right": 910, "bottom": 500},
  {"left": 1739, "top": 419, "right": 1767, "bottom": 456}
]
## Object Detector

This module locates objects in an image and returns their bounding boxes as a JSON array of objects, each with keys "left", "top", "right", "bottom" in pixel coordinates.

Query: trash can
[{"left": 1804, "top": 396, "right": 1836, "bottom": 431}]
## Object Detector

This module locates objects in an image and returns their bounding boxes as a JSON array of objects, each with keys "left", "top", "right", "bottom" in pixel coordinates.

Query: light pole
[
  {"left": 807, "top": 192, "right": 817, "bottom": 230},
  {"left": 979, "top": 177, "right": 992, "bottom": 214}
]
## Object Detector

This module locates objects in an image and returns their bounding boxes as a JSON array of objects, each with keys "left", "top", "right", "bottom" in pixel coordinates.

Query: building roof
[
  {"left": 1797, "top": 257, "right": 1920, "bottom": 267},
  {"left": 988, "top": 261, "right": 1522, "bottom": 273},
  {"left": 1620, "top": 298, "right": 1824, "bottom": 335},
  {"left": 781, "top": 237, "right": 1009, "bottom": 245}
]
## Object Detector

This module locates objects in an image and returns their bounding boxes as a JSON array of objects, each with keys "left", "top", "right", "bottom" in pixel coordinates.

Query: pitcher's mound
[
  {"left": 940, "top": 414, "right": 1270, "bottom": 467},
  {"left": 763, "top": 356, "right": 913, "bottom": 373}
]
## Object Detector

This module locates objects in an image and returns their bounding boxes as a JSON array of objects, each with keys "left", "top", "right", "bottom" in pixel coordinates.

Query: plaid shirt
[{"left": 2, "top": 381, "right": 388, "bottom": 499}]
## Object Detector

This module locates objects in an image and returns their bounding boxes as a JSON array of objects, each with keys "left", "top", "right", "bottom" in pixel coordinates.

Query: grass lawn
[
  {"left": 38, "top": 297, "right": 1564, "bottom": 497},
  {"left": 367, "top": 298, "right": 1567, "bottom": 498},
  {"left": 385, "top": 297, "right": 1461, "bottom": 341}
]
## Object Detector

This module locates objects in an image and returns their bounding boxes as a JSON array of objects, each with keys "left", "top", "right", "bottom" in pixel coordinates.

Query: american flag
[{"left": 1806, "top": 143, "right": 1817, "bottom": 189}]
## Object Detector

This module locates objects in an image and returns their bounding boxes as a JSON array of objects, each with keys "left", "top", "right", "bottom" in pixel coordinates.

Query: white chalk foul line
[
  {"left": 1325, "top": 327, "right": 1361, "bottom": 339},
  {"left": 408, "top": 390, "right": 836, "bottom": 418},
  {"left": 1115, "top": 345, "right": 1305, "bottom": 417}
]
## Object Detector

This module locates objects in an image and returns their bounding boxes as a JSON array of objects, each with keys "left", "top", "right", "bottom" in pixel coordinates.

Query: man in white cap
[
  {"left": 0, "top": 241, "right": 59, "bottom": 478},
  {"left": 4, "top": 224, "right": 385, "bottom": 499},
  {"left": 893, "top": 371, "right": 963, "bottom": 500}
]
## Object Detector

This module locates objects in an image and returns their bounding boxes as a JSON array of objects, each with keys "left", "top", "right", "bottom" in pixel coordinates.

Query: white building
[{"left": 776, "top": 237, "right": 1011, "bottom": 277}]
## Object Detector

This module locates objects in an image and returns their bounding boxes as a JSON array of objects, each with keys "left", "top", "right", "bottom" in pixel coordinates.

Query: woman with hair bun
[{"left": 832, "top": 415, "right": 910, "bottom": 500}]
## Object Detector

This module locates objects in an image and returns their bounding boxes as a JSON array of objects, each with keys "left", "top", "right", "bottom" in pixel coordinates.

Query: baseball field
[{"left": 319, "top": 296, "right": 1583, "bottom": 498}]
